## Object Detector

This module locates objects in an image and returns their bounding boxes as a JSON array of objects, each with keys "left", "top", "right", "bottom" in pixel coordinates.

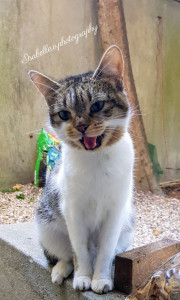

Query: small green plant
[
  {"left": 28, "top": 197, "right": 35, "bottom": 203},
  {"left": 16, "top": 193, "right": 25, "bottom": 199},
  {"left": 1, "top": 188, "right": 22, "bottom": 193},
  {"left": 1, "top": 189, "right": 12, "bottom": 193},
  {"left": 13, "top": 188, "right": 22, "bottom": 192}
]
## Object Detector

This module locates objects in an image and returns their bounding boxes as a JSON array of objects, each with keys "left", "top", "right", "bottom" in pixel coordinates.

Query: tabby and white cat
[{"left": 29, "top": 45, "right": 135, "bottom": 294}]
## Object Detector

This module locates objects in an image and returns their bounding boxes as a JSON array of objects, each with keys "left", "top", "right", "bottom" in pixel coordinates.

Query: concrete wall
[
  {"left": 0, "top": 0, "right": 179, "bottom": 188},
  {"left": 0, "top": 222, "right": 124, "bottom": 299},
  {"left": 0, "top": 0, "right": 101, "bottom": 189},
  {"left": 123, "top": 0, "right": 180, "bottom": 181}
]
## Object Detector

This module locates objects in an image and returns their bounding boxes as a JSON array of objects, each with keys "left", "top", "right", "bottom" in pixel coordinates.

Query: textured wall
[
  {"left": 0, "top": 0, "right": 101, "bottom": 188},
  {"left": 123, "top": 0, "right": 180, "bottom": 181}
]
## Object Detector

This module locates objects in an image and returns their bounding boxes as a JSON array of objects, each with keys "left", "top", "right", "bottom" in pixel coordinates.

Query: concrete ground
[{"left": 0, "top": 222, "right": 126, "bottom": 300}]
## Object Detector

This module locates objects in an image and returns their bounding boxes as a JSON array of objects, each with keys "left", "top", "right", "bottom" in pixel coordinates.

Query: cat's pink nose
[{"left": 76, "top": 124, "right": 87, "bottom": 133}]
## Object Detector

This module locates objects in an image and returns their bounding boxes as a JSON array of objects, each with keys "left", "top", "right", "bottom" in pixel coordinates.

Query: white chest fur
[{"left": 57, "top": 132, "right": 134, "bottom": 230}]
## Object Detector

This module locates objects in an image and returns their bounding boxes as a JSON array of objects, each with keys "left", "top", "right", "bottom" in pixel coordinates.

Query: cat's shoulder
[{"left": 122, "top": 132, "right": 134, "bottom": 149}]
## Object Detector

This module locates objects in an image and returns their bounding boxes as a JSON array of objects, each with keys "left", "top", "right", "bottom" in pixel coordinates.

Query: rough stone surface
[{"left": 0, "top": 222, "right": 126, "bottom": 300}]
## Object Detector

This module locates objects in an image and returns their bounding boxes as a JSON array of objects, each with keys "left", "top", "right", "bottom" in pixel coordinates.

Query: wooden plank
[
  {"left": 114, "top": 239, "right": 180, "bottom": 294},
  {"left": 160, "top": 179, "right": 180, "bottom": 188},
  {"left": 98, "top": 0, "right": 162, "bottom": 194}
]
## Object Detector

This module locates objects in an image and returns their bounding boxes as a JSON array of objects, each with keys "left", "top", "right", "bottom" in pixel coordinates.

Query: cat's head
[{"left": 29, "top": 45, "right": 131, "bottom": 152}]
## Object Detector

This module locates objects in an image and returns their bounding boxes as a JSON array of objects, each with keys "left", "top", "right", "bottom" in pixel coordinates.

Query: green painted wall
[{"left": 124, "top": 0, "right": 180, "bottom": 181}]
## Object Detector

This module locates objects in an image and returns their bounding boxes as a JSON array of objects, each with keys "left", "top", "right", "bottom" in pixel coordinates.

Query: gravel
[
  {"left": 0, "top": 184, "right": 42, "bottom": 224},
  {"left": 0, "top": 184, "right": 180, "bottom": 248},
  {"left": 132, "top": 190, "right": 180, "bottom": 248}
]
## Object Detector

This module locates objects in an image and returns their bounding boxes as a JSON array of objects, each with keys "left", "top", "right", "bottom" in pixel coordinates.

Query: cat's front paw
[
  {"left": 51, "top": 260, "right": 73, "bottom": 285},
  {"left": 73, "top": 275, "right": 91, "bottom": 291},
  {"left": 91, "top": 278, "right": 113, "bottom": 294}
]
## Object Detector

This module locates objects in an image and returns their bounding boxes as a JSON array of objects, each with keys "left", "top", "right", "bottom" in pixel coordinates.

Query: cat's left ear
[
  {"left": 92, "top": 45, "right": 124, "bottom": 80},
  {"left": 28, "top": 70, "right": 60, "bottom": 107}
]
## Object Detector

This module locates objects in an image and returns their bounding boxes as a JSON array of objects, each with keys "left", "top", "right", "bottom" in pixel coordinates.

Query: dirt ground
[{"left": 0, "top": 183, "right": 180, "bottom": 248}]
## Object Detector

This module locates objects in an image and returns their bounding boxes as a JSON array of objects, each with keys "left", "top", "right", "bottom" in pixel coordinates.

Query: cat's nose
[{"left": 76, "top": 124, "right": 87, "bottom": 133}]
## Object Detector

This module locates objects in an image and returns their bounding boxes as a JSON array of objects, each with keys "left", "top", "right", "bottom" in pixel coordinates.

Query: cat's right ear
[
  {"left": 28, "top": 70, "right": 60, "bottom": 107},
  {"left": 92, "top": 45, "right": 124, "bottom": 81}
]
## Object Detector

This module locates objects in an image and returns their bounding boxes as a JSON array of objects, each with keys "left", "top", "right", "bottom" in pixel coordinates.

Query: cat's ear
[
  {"left": 28, "top": 70, "right": 60, "bottom": 107},
  {"left": 92, "top": 45, "right": 124, "bottom": 80}
]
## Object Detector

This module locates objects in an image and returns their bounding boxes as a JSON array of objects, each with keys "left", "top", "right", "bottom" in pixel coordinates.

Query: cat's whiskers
[
  {"left": 104, "top": 131, "right": 122, "bottom": 139},
  {"left": 104, "top": 128, "right": 120, "bottom": 132},
  {"left": 129, "top": 105, "right": 147, "bottom": 118},
  {"left": 128, "top": 129, "right": 144, "bottom": 140},
  {"left": 64, "top": 136, "right": 72, "bottom": 143},
  {"left": 24, "top": 128, "right": 42, "bottom": 135},
  {"left": 104, "top": 128, "right": 123, "bottom": 138},
  {"left": 130, "top": 110, "right": 147, "bottom": 117},
  {"left": 64, "top": 135, "right": 80, "bottom": 143}
]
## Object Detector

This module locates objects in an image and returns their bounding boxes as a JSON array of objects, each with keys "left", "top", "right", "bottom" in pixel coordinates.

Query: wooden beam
[
  {"left": 98, "top": 0, "right": 162, "bottom": 194},
  {"left": 114, "top": 239, "right": 180, "bottom": 294},
  {"left": 160, "top": 179, "right": 180, "bottom": 188}
]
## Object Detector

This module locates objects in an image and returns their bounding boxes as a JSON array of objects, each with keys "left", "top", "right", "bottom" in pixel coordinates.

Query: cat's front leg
[
  {"left": 91, "top": 210, "right": 124, "bottom": 294},
  {"left": 65, "top": 212, "right": 92, "bottom": 291}
]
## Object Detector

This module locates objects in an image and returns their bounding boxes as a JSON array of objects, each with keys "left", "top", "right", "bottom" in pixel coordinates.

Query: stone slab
[{"left": 0, "top": 222, "right": 126, "bottom": 300}]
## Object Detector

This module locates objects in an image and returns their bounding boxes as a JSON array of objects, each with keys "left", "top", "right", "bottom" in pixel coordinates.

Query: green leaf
[
  {"left": 1, "top": 189, "right": 12, "bottom": 193},
  {"left": 16, "top": 193, "right": 25, "bottom": 199},
  {"left": 28, "top": 197, "right": 35, "bottom": 203},
  {"left": 1, "top": 188, "right": 22, "bottom": 193}
]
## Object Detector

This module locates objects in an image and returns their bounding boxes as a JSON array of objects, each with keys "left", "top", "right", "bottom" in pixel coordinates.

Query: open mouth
[{"left": 80, "top": 133, "right": 105, "bottom": 150}]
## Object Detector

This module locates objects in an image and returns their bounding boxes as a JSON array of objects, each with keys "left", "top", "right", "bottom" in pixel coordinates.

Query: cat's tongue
[{"left": 83, "top": 136, "right": 97, "bottom": 149}]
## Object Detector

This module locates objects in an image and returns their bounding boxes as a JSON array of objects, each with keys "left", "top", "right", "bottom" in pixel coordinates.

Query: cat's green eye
[
  {"left": 90, "top": 101, "right": 104, "bottom": 114},
  {"left": 58, "top": 110, "right": 71, "bottom": 121}
]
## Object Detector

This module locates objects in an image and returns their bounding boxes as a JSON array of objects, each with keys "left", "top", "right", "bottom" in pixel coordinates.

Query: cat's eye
[
  {"left": 90, "top": 101, "right": 104, "bottom": 113},
  {"left": 58, "top": 110, "right": 71, "bottom": 121}
]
